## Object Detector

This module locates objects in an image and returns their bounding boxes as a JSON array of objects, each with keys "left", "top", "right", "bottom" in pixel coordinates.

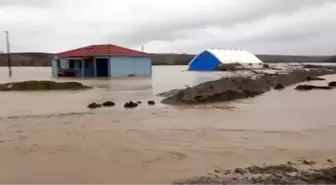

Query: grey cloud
[
  {"left": 1, "top": 0, "right": 336, "bottom": 55},
  {"left": 0, "top": 0, "right": 53, "bottom": 8},
  {"left": 245, "top": 36, "right": 336, "bottom": 55},
  {"left": 106, "top": 0, "right": 335, "bottom": 46}
]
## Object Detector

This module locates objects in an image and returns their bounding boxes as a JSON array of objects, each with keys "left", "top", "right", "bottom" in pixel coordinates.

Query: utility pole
[{"left": 5, "top": 31, "right": 12, "bottom": 77}]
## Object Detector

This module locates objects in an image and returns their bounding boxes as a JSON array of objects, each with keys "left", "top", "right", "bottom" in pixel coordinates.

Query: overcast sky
[{"left": 0, "top": 0, "right": 335, "bottom": 55}]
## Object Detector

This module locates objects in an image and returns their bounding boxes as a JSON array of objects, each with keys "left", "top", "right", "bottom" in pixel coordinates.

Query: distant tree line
[{"left": 0, "top": 53, "right": 335, "bottom": 67}]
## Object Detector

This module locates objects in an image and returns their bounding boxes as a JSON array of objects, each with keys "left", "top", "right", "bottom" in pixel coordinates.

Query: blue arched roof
[{"left": 188, "top": 50, "right": 221, "bottom": 71}]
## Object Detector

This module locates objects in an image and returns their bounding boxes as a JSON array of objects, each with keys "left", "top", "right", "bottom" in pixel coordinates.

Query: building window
[
  {"left": 56, "top": 59, "right": 60, "bottom": 68},
  {"left": 59, "top": 60, "right": 68, "bottom": 69},
  {"left": 69, "top": 60, "right": 82, "bottom": 69}
]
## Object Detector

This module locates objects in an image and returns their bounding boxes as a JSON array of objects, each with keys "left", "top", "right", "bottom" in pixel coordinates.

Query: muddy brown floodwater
[{"left": 1, "top": 66, "right": 336, "bottom": 184}]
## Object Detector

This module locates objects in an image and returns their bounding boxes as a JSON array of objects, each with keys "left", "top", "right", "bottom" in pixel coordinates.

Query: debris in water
[
  {"left": 102, "top": 101, "right": 115, "bottom": 107},
  {"left": 287, "top": 161, "right": 295, "bottom": 165},
  {"left": 302, "top": 160, "right": 317, "bottom": 165},
  {"left": 328, "top": 81, "right": 336, "bottom": 87},
  {"left": 295, "top": 85, "right": 332, "bottom": 91},
  {"left": 234, "top": 168, "right": 245, "bottom": 175},
  {"left": 124, "top": 101, "right": 138, "bottom": 109},
  {"left": 274, "top": 83, "right": 285, "bottom": 90},
  {"left": 306, "top": 76, "right": 326, "bottom": 81},
  {"left": 214, "top": 169, "right": 220, "bottom": 174},
  {"left": 88, "top": 102, "right": 102, "bottom": 109},
  {"left": 148, "top": 100, "right": 156, "bottom": 105}
]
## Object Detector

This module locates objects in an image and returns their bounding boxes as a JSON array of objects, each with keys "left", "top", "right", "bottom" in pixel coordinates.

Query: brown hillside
[{"left": 0, "top": 53, "right": 53, "bottom": 66}]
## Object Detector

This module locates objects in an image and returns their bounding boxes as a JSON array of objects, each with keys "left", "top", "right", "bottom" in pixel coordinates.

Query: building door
[
  {"left": 95, "top": 58, "right": 109, "bottom": 77},
  {"left": 84, "top": 59, "right": 95, "bottom": 77}
]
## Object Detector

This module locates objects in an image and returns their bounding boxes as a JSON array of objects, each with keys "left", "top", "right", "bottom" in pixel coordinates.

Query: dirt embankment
[
  {"left": 0, "top": 81, "right": 91, "bottom": 91},
  {"left": 175, "top": 160, "right": 336, "bottom": 184},
  {"left": 159, "top": 67, "right": 336, "bottom": 105}
]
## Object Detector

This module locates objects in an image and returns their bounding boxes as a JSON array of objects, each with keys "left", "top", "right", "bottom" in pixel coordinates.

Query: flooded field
[
  {"left": 0, "top": 66, "right": 224, "bottom": 117},
  {"left": 1, "top": 66, "right": 336, "bottom": 183}
]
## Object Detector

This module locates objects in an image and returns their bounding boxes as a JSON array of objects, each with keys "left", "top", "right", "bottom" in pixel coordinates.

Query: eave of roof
[{"left": 56, "top": 44, "right": 151, "bottom": 58}]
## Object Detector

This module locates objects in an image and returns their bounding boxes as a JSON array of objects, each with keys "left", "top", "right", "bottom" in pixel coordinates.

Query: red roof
[{"left": 57, "top": 44, "right": 150, "bottom": 58}]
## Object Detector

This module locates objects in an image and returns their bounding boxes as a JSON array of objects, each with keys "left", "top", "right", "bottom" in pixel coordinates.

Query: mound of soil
[
  {"left": 174, "top": 160, "right": 336, "bottom": 184},
  {"left": 160, "top": 67, "right": 336, "bottom": 105},
  {"left": 0, "top": 80, "right": 91, "bottom": 91}
]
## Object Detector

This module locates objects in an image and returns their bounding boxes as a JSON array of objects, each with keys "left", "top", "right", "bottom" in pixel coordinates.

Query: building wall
[
  {"left": 84, "top": 60, "right": 95, "bottom": 77},
  {"left": 109, "top": 56, "right": 151, "bottom": 77},
  {"left": 51, "top": 58, "right": 58, "bottom": 77}
]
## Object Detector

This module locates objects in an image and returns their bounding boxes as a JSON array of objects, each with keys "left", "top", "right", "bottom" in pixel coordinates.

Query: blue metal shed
[{"left": 189, "top": 49, "right": 263, "bottom": 71}]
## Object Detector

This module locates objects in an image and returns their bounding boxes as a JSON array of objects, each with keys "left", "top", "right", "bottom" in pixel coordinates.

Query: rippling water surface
[{"left": 0, "top": 66, "right": 336, "bottom": 183}]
